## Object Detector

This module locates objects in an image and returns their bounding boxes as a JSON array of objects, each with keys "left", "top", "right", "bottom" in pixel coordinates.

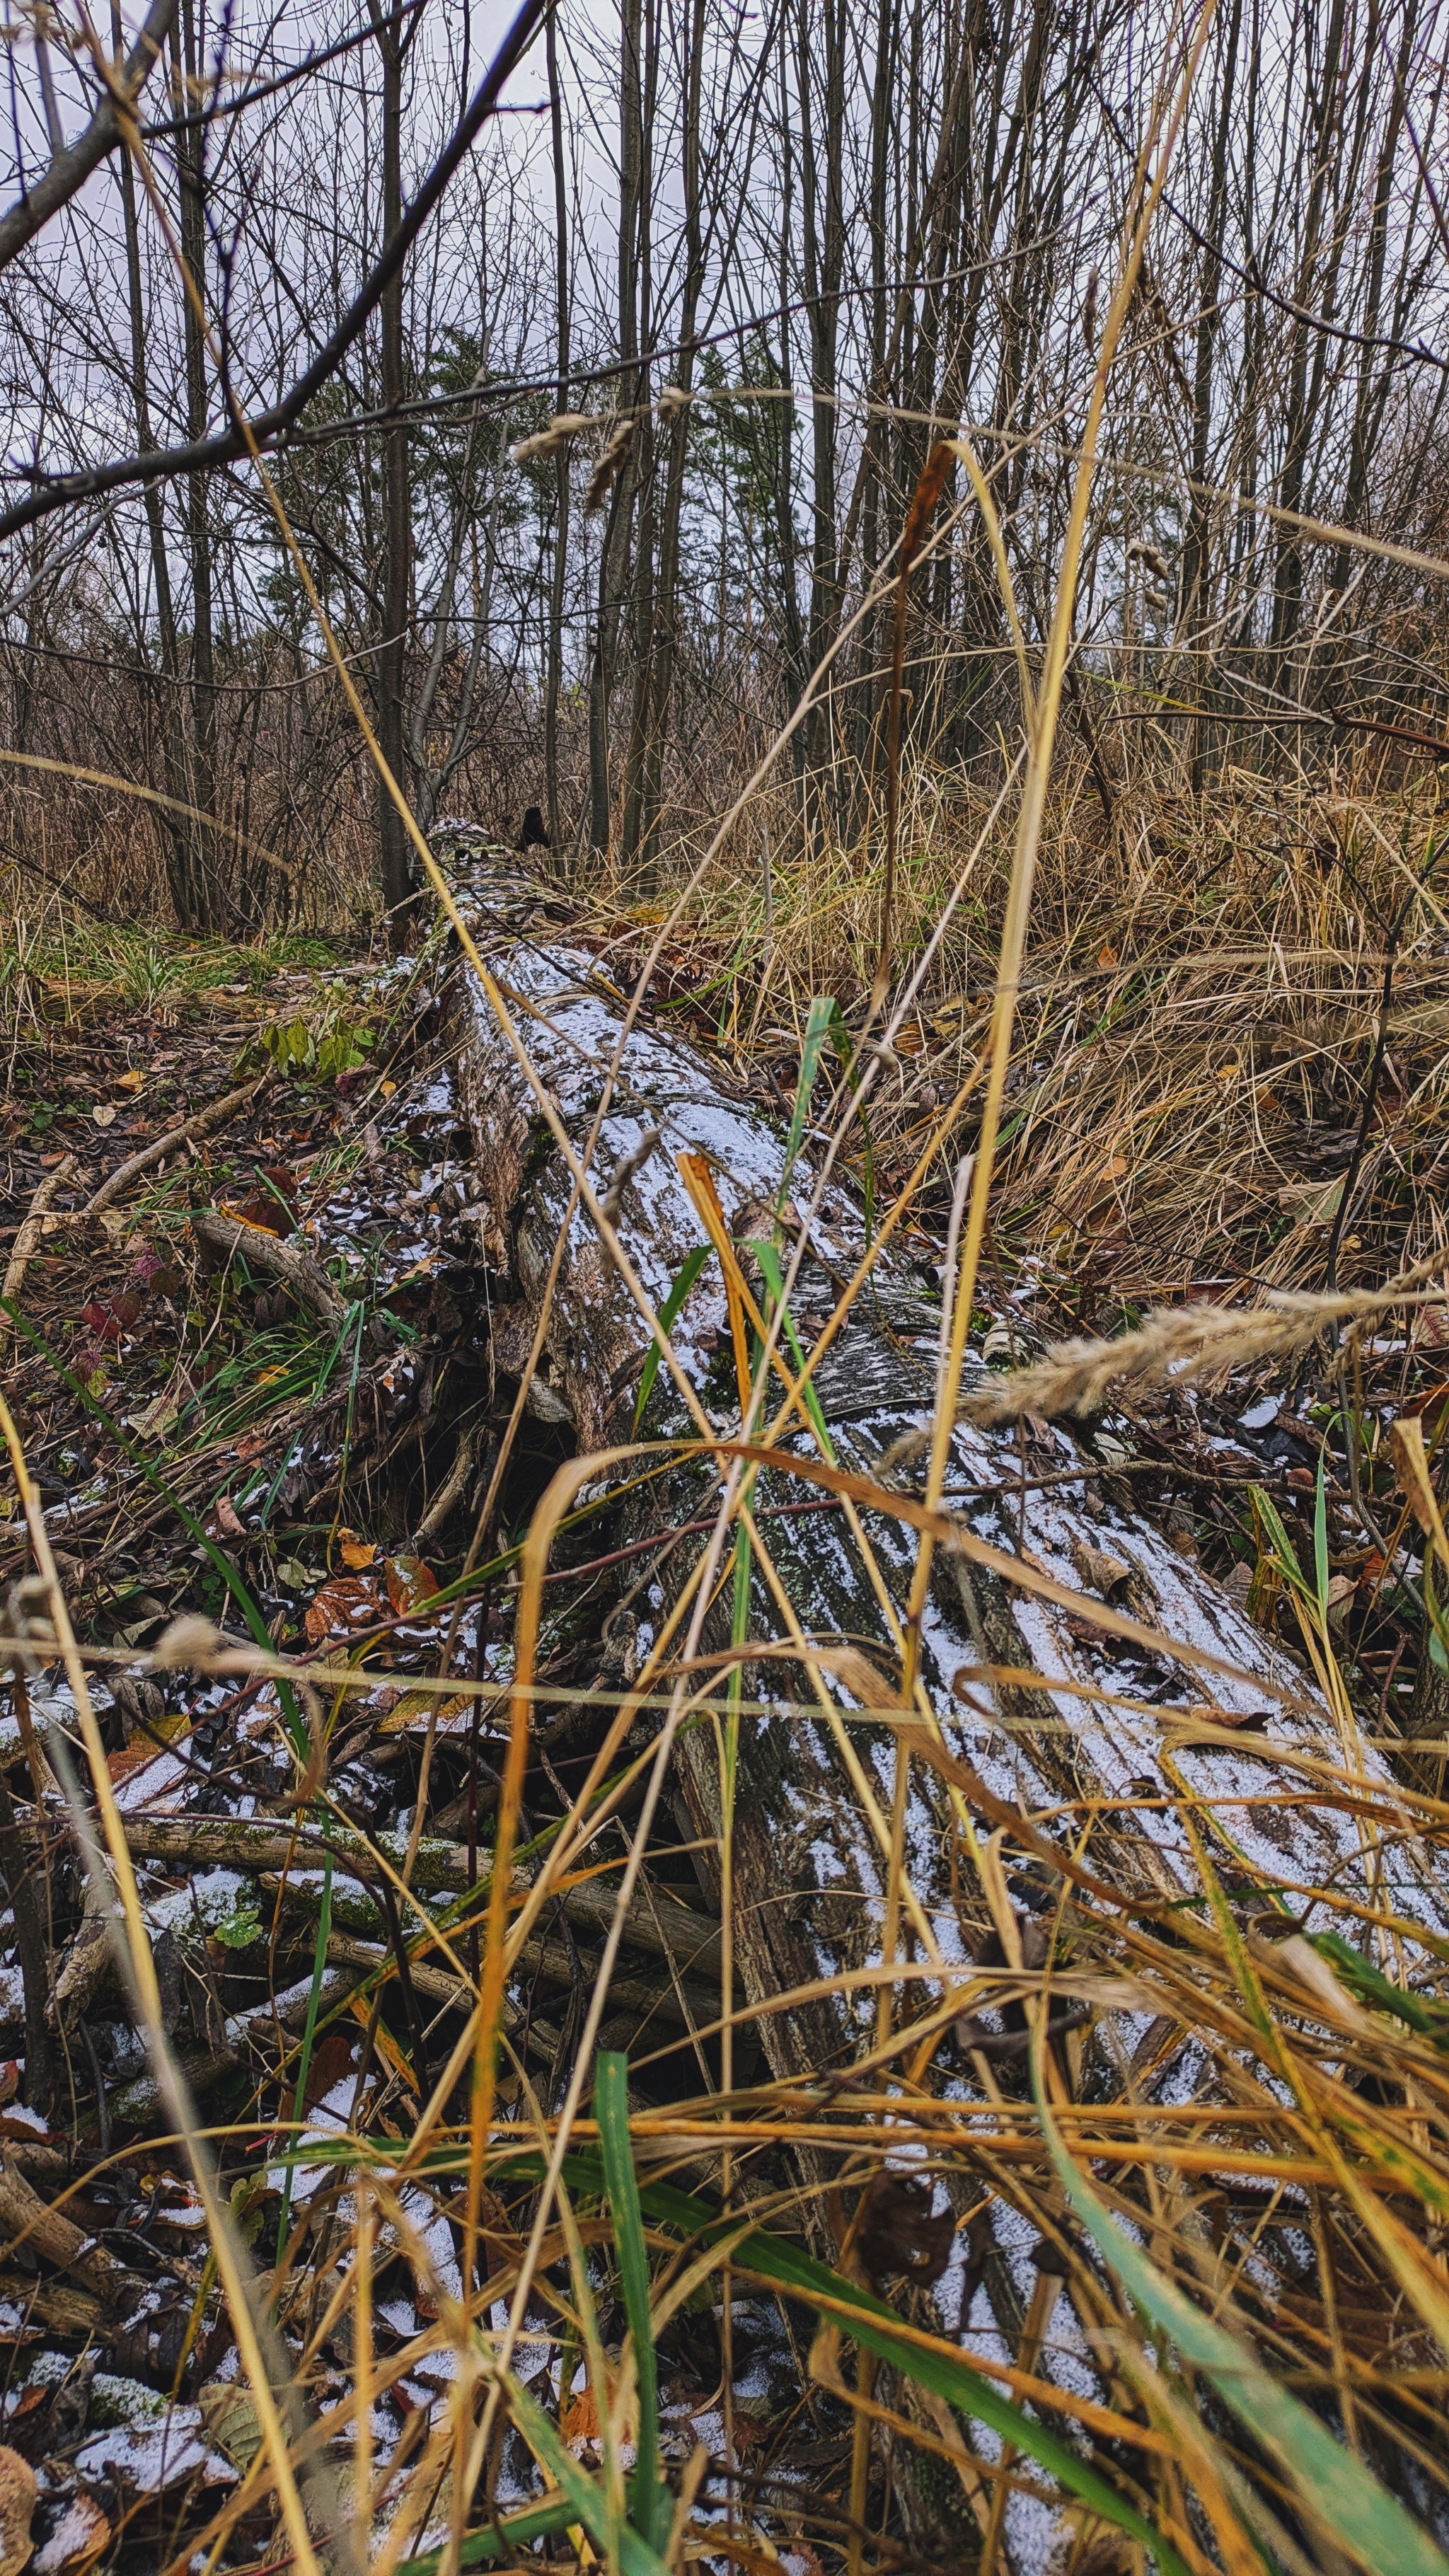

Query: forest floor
[{"left": 1, "top": 804, "right": 1449, "bottom": 2576}]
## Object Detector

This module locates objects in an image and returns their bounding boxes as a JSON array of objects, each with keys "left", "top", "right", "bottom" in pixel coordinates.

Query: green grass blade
[
  {"left": 276, "top": 1850, "right": 333, "bottom": 2265},
  {"left": 504, "top": 2367, "right": 672, "bottom": 2576},
  {"left": 747, "top": 1238, "right": 836, "bottom": 1462},
  {"left": 393, "top": 2495, "right": 580, "bottom": 2576},
  {"left": 778, "top": 995, "right": 837, "bottom": 1210},
  {"left": 594, "top": 2051, "right": 666, "bottom": 2550},
  {"left": 1037, "top": 2073, "right": 1449, "bottom": 2576},
  {"left": 489, "top": 2148, "right": 1191, "bottom": 2576},
  {"left": 634, "top": 1244, "right": 711, "bottom": 1428},
  {"left": 1249, "top": 1483, "right": 1313, "bottom": 1605}
]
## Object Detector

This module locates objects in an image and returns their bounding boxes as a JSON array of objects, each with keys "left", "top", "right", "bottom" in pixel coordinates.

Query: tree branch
[
  {"left": 0, "top": 0, "right": 551, "bottom": 544},
  {"left": 0, "top": 0, "right": 179, "bottom": 276}
]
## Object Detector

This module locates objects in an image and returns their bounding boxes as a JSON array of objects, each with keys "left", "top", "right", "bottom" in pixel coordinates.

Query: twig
[
  {"left": 83, "top": 1075, "right": 270, "bottom": 1217},
  {"left": 1, "top": 1153, "right": 78, "bottom": 1341}
]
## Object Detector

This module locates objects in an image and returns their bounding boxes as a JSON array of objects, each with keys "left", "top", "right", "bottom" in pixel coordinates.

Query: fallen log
[{"left": 439, "top": 836, "right": 1449, "bottom": 2016}]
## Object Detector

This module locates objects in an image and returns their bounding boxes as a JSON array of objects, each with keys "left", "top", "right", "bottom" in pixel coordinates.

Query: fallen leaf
[
  {"left": 853, "top": 2172, "right": 954, "bottom": 2290},
  {"left": 305, "top": 1573, "right": 383, "bottom": 1644},
  {"left": 385, "top": 1554, "right": 439, "bottom": 1617},
  {"left": 205, "top": 1497, "right": 246, "bottom": 1541},
  {"left": 1070, "top": 1536, "right": 1135, "bottom": 1600},
  {"left": 340, "top": 1537, "right": 376, "bottom": 1571},
  {"left": 0, "top": 2445, "right": 36, "bottom": 2576},
  {"left": 303, "top": 2029, "right": 354, "bottom": 2109},
  {"left": 107, "top": 1743, "right": 163, "bottom": 1782},
  {"left": 197, "top": 2383, "right": 262, "bottom": 2476},
  {"left": 115, "top": 1069, "right": 146, "bottom": 1092},
  {"left": 32, "top": 2495, "right": 108, "bottom": 2576},
  {"left": 560, "top": 2385, "right": 599, "bottom": 2447},
  {"left": 1390, "top": 1415, "right": 1449, "bottom": 1574},
  {"left": 91, "top": 1105, "right": 117, "bottom": 1128},
  {"left": 132, "top": 1390, "right": 182, "bottom": 1438},
  {"left": 79, "top": 1292, "right": 140, "bottom": 1341},
  {"left": 1097, "top": 940, "right": 1119, "bottom": 968}
]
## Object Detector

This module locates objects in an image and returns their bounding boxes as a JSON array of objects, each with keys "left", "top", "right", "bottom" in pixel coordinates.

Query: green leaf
[
  {"left": 1037, "top": 2074, "right": 1449, "bottom": 2576},
  {"left": 634, "top": 1244, "right": 711, "bottom": 1428},
  {"left": 594, "top": 2053, "right": 668, "bottom": 2549}
]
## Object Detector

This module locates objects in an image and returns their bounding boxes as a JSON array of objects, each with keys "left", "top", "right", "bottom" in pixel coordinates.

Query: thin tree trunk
[
  {"left": 633, "top": 0, "right": 704, "bottom": 882},
  {"left": 588, "top": 0, "right": 645, "bottom": 863},
  {"left": 174, "top": 0, "right": 218, "bottom": 930},
  {"left": 545, "top": 8, "right": 570, "bottom": 865},
  {"left": 371, "top": 0, "right": 415, "bottom": 933}
]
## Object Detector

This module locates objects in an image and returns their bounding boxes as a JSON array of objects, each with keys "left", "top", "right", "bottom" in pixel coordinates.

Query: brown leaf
[
  {"left": 0, "top": 2444, "right": 37, "bottom": 2576},
  {"left": 853, "top": 2172, "right": 954, "bottom": 2291},
  {"left": 1390, "top": 1415, "right": 1449, "bottom": 1573},
  {"left": 206, "top": 1496, "right": 246, "bottom": 1541},
  {"left": 197, "top": 2383, "right": 262, "bottom": 2476},
  {"left": 32, "top": 2495, "right": 106, "bottom": 2576},
  {"left": 304, "top": 1573, "right": 383, "bottom": 1645},
  {"left": 303, "top": 2030, "right": 354, "bottom": 2110},
  {"left": 1069, "top": 1536, "right": 1133, "bottom": 1600},
  {"left": 385, "top": 1554, "right": 439, "bottom": 1617},
  {"left": 560, "top": 2385, "right": 599, "bottom": 2445}
]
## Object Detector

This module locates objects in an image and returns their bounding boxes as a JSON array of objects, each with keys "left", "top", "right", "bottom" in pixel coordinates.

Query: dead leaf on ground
[
  {"left": 1069, "top": 1536, "right": 1135, "bottom": 1600},
  {"left": 853, "top": 2171, "right": 954, "bottom": 2290},
  {"left": 304, "top": 1573, "right": 383, "bottom": 1645},
  {"left": 0, "top": 2444, "right": 37, "bottom": 2576},
  {"left": 31, "top": 2495, "right": 107, "bottom": 2576},
  {"left": 560, "top": 2385, "right": 599, "bottom": 2447},
  {"left": 197, "top": 2383, "right": 262, "bottom": 2476},
  {"left": 384, "top": 1554, "right": 439, "bottom": 1616}
]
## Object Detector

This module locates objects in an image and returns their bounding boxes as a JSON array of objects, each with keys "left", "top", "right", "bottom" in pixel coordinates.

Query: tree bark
[
  {"left": 372, "top": 0, "right": 417, "bottom": 935},
  {"left": 545, "top": 7, "right": 570, "bottom": 866},
  {"left": 173, "top": 0, "right": 219, "bottom": 931}
]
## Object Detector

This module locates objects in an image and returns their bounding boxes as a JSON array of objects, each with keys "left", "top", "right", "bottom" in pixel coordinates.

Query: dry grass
[
  {"left": 7, "top": 544, "right": 1449, "bottom": 2576},
  {"left": 579, "top": 744, "right": 1449, "bottom": 1311}
]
